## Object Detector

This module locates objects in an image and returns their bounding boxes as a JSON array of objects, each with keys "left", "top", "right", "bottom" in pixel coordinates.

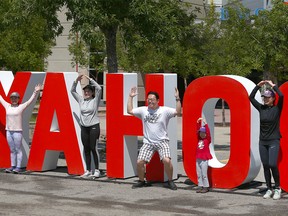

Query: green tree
[
  {"left": 251, "top": 0, "right": 288, "bottom": 82},
  {"left": 68, "top": 31, "right": 106, "bottom": 79},
  {"left": 198, "top": 0, "right": 288, "bottom": 84},
  {"left": 40, "top": 0, "right": 195, "bottom": 73},
  {"left": 116, "top": 1, "right": 197, "bottom": 87},
  {"left": 196, "top": 1, "right": 257, "bottom": 76},
  {"left": 0, "top": 0, "right": 63, "bottom": 72}
]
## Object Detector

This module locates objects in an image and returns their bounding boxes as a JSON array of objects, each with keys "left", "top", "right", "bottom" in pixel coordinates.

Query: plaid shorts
[{"left": 137, "top": 140, "right": 171, "bottom": 162}]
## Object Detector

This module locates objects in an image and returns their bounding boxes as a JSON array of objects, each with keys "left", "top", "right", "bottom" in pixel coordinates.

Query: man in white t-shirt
[{"left": 127, "top": 87, "right": 181, "bottom": 190}]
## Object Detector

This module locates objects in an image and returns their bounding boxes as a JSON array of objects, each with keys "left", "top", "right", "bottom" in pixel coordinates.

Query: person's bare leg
[
  {"left": 163, "top": 157, "right": 173, "bottom": 180},
  {"left": 163, "top": 157, "right": 177, "bottom": 190},
  {"left": 137, "top": 160, "right": 146, "bottom": 181},
  {"left": 132, "top": 160, "right": 147, "bottom": 189}
]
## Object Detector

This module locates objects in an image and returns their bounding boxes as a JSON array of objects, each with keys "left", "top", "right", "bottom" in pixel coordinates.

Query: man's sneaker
[
  {"left": 273, "top": 188, "right": 282, "bottom": 200},
  {"left": 12, "top": 167, "right": 21, "bottom": 174},
  {"left": 5, "top": 167, "right": 15, "bottom": 173},
  {"left": 167, "top": 180, "right": 177, "bottom": 190},
  {"left": 80, "top": 170, "right": 91, "bottom": 178},
  {"left": 263, "top": 189, "right": 273, "bottom": 199},
  {"left": 132, "top": 180, "right": 146, "bottom": 189},
  {"left": 90, "top": 169, "right": 100, "bottom": 178}
]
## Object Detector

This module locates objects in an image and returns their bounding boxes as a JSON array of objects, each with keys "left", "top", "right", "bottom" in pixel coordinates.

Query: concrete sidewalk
[{"left": 1, "top": 170, "right": 287, "bottom": 216}]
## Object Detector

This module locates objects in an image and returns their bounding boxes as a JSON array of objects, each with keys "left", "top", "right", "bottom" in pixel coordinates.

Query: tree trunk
[
  {"left": 222, "top": 99, "right": 226, "bottom": 127},
  {"left": 184, "top": 77, "right": 188, "bottom": 89},
  {"left": 263, "top": 57, "right": 271, "bottom": 80},
  {"left": 263, "top": 70, "right": 278, "bottom": 85},
  {"left": 263, "top": 70, "right": 271, "bottom": 80},
  {"left": 102, "top": 25, "right": 118, "bottom": 73}
]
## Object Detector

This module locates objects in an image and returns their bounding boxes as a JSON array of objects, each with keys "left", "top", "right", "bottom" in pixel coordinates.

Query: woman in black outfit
[{"left": 249, "top": 80, "right": 283, "bottom": 200}]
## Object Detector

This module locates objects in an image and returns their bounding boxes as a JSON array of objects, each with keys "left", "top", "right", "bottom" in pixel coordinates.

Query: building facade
[{"left": 46, "top": 8, "right": 76, "bottom": 73}]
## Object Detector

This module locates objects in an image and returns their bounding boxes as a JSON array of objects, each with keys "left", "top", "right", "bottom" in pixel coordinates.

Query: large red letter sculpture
[
  {"left": 106, "top": 73, "right": 178, "bottom": 181},
  {"left": 279, "top": 83, "right": 288, "bottom": 191},
  {"left": 0, "top": 71, "right": 45, "bottom": 168},
  {"left": 106, "top": 73, "right": 142, "bottom": 178},
  {"left": 183, "top": 75, "right": 261, "bottom": 188},
  {"left": 4, "top": 71, "right": 288, "bottom": 188},
  {"left": 27, "top": 72, "right": 84, "bottom": 174}
]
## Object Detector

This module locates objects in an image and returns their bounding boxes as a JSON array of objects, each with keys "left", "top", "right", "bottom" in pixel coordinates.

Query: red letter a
[{"left": 27, "top": 73, "right": 84, "bottom": 174}]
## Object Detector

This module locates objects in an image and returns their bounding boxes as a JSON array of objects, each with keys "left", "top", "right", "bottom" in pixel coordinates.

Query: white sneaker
[
  {"left": 273, "top": 188, "right": 282, "bottom": 200},
  {"left": 80, "top": 170, "right": 91, "bottom": 178},
  {"left": 263, "top": 189, "right": 273, "bottom": 199},
  {"left": 91, "top": 169, "right": 100, "bottom": 178}
]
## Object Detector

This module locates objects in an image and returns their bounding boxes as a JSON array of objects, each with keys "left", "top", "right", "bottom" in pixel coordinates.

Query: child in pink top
[{"left": 196, "top": 117, "right": 212, "bottom": 193}]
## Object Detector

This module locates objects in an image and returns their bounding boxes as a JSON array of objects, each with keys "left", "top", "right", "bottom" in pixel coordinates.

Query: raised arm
[
  {"left": 196, "top": 117, "right": 202, "bottom": 131},
  {"left": 249, "top": 81, "right": 265, "bottom": 110},
  {"left": 273, "top": 86, "right": 283, "bottom": 109},
  {"left": 127, "top": 87, "right": 137, "bottom": 115},
  {"left": 0, "top": 95, "right": 10, "bottom": 108},
  {"left": 83, "top": 74, "right": 101, "bottom": 92},
  {"left": 266, "top": 80, "right": 283, "bottom": 109},
  {"left": 83, "top": 75, "right": 102, "bottom": 108},
  {"left": 204, "top": 123, "right": 211, "bottom": 144},
  {"left": 70, "top": 74, "right": 83, "bottom": 102},
  {"left": 21, "top": 84, "right": 42, "bottom": 108}
]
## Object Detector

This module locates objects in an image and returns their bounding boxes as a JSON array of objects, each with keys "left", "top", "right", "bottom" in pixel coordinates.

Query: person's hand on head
[
  {"left": 265, "top": 80, "right": 275, "bottom": 87},
  {"left": 257, "top": 80, "right": 266, "bottom": 87},
  {"left": 197, "top": 117, "right": 206, "bottom": 124},
  {"left": 83, "top": 74, "right": 91, "bottom": 80},
  {"left": 76, "top": 74, "right": 83, "bottom": 82}
]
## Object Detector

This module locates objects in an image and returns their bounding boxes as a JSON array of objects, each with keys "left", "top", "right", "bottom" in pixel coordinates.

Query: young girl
[{"left": 196, "top": 117, "right": 212, "bottom": 193}]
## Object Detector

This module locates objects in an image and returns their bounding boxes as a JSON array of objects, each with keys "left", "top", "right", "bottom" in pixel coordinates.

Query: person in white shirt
[
  {"left": 127, "top": 87, "right": 181, "bottom": 190},
  {"left": 0, "top": 84, "right": 41, "bottom": 173}
]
